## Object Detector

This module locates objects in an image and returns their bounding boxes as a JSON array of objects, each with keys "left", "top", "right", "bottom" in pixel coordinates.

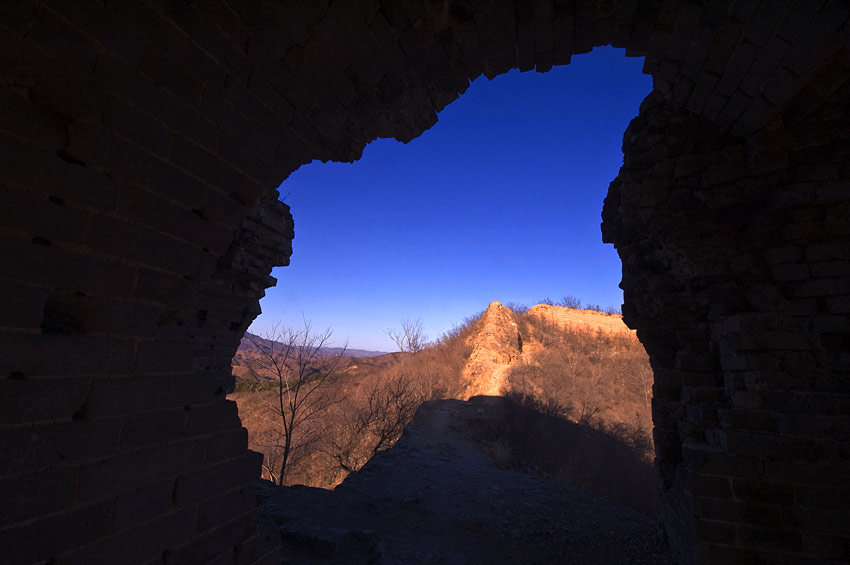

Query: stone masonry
[{"left": 0, "top": 1, "right": 848, "bottom": 563}]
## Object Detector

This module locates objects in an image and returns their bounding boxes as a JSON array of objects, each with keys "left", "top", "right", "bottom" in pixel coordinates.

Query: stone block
[
  {"left": 825, "top": 295, "right": 850, "bottom": 313},
  {"left": 88, "top": 215, "right": 216, "bottom": 279},
  {"left": 716, "top": 90, "right": 749, "bottom": 130},
  {"left": 184, "top": 400, "right": 243, "bottom": 437},
  {"left": 0, "top": 129, "right": 120, "bottom": 211},
  {"left": 174, "top": 453, "right": 258, "bottom": 507},
  {"left": 0, "top": 500, "right": 112, "bottom": 563},
  {"left": 665, "top": 4, "right": 701, "bottom": 62},
  {"left": 0, "top": 185, "right": 90, "bottom": 244},
  {"left": 206, "top": 427, "right": 249, "bottom": 464},
  {"left": 777, "top": 413, "right": 850, "bottom": 441},
  {"left": 736, "top": 525, "right": 803, "bottom": 552},
  {"left": 135, "top": 269, "right": 196, "bottom": 307},
  {"left": 744, "top": 2, "right": 788, "bottom": 46},
  {"left": 117, "top": 185, "right": 235, "bottom": 255},
  {"left": 78, "top": 438, "right": 206, "bottom": 501},
  {"left": 197, "top": 486, "right": 254, "bottom": 533},
  {"left": 28, "top": 6, "right": 98, "bottom": 73},
  {"left": 783, "top": 5, "right": 846, "bottom": 74},
  {"left": 765, "top": 246, "right": 802, "bottom": 264},
  {"left": 103, "top": 94, "right": 174, "bottom": 157},
  {"left": 164, "top": 511, "right": 254, "bottom": 564},
  {"left": 764, "top": 459, "right": 848, "bottom": 485},
  {"left": 695, "top": 542, "right": 760, "bottom": 564},
  {"left": 55, "top": 506, "right": 196, "bottom": 565},
  {"left": 775, "top": 1, "right": 823, "bottom": 43},
  {"left": 696, "top": 496, "right": 782, "bottom": 527},
  {"left": 0, "top": 418, "right": 121, "bottom": 476},
  {"left": 733, "top": 478, "right": 796, "bottom": 505},
  {"left": 812, "top": 314, "right": 850, "bottom": 332},
  {"left": 170, "top": 136, "right": 262, "bottom": 203},
  {"left": 734, "top": 95, "right": 770, "bottom": 135},
  {"left": 0, "top": 279, "right": 46, "bottom": 329},
  {"left": 794, "top": 484, "right": 848, "bottom": 510},
  {"left": 0, "top": 466, "right": 76, "bottom": 528},
  {"left": 723, "top": 429, "right": 802, "bottom": 459},
  {"left": 719, "top": 408, "right": 778, "bottom": 433},
  {"left": 2, "top": 332, "right": 134, "bottom": 378},
  {"left": 685, "top": 70, "right": 719, "bottom": 114},
  {"left": 770, "top": 262, "right": 809, "bottom": 281},
  {"left": 85, "top": 373, "right": 215, "bottom": 419},
  {"left": 112, "top": 479, "right": 174, "bottom": 531},
  {"left": 0, "top": 376, "right": 90, "bottom": 425},
  {"left": 794, "top": 278, "right": 836, "bottom": 298},
  {"left": 683, "top": 444, "right": 763, "bottom": 480},
  {"left": 740, "top": 35, "right": 791, "bottom": 98},
  {"left": 802, "top": 532, "right": 850, "bottom": 560},
  {"left": 120, "top": 407, "right": 188, "bottom": 448},
  {"left": 0, "top": 86, "right": 67, "bottom": 150},
  {"left": 134, "top": 339, "right": 195, "bottom": 375}
]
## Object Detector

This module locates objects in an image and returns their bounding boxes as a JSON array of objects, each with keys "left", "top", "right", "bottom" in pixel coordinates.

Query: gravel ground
[{"left": 256, "top": 397, "right": 673, "bottom": 564}]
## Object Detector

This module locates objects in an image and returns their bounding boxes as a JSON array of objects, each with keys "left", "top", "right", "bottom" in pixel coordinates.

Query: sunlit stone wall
[{"left": 0, "top": 1, "right": 847, "bottom": 563}]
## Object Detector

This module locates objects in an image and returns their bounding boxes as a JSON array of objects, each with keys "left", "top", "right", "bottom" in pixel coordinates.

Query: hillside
[
  {"left": 230, "top": 301, "right": 655, "bottom": 510},
  {"left": 232, "top": 332, "right": 389, "bottom": 385}
]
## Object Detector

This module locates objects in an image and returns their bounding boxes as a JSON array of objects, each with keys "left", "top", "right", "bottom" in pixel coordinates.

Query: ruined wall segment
[
  {"left": 603, "top": 49, "right": 850, "bottom": 561},
  {"left": 0, "top": 0, "right": 848, "bottom": 563}
]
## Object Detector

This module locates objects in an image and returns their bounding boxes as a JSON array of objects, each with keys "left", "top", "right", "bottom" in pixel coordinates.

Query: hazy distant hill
[{"left": 239, "top": 332, "right": 388, "bottom": 358}]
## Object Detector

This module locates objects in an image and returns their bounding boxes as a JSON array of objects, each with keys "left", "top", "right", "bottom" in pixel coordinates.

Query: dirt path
[
  {"left": 256, "top": 397, "right": 671, "bottom": 564},
  {"left": 478, "top": 363, "right": 510, "bottom": 397}
]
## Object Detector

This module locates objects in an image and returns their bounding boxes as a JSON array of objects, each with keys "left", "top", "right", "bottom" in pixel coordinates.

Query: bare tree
[
  {"left": 246, "top": 320, "right": 347, "bottom": 485},
  {"left": 329, "top": 373, "right": 421, "bottom": 473},
  {"left": 385, "top": 318, "right": 428, "bottom": 353}
]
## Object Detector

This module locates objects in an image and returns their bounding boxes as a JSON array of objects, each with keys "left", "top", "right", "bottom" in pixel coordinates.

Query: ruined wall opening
[
  {"left": 2, "top": 2, "right": 849, "bottom": 563},
  {"left": 231, "top": 47, "right": 664, "bottom": 521}
]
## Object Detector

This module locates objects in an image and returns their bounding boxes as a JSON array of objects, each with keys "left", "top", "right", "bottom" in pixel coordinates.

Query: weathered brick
[
  {"left": 0, "top": 500, "right": 112, "bottom": 562},
  {"left": 0, "top": 418, "right": 121, "bottom": 475},
  {"left": 135, "top": 269, "right": 196, "bottom": 307},
  {"left": 733, "top": 478, "right": 795, "bottom": 504},
  {"left": 164, "top": 511, "right": 254, "bottom": 564},
  {"left": 55, "top": 506, "right": 196, "bottom": 565},
  {"left": 0, "top": 376, "right": 90, "bottom": 425},
  {"left": 112, "top": 479, "right": 174, "bottom": 531},
  {"left": 78, "top": 438, "right": 206, "bottom": 501},
  {"left": 206, "top": 427, "right": 249, "bottom": 464},
  {"left": 737, "top": 525, "right": 803, "bottom": 552},
  {"left": 174, "top": 452, "right": 260, "bottom": 506},
  {"left": 88, "top": 215, "right": 216, "bottom": 279},
  {"left": 0, "top": 466, "right": 76, "bottom": 528},
  {"left": 120, "top": 407, "right": 187, "bottom": 448},
  {"left": 196, "top": 486, "right": 253, "bottom": 533},
  {"left": 103, "top": 94, "right": 174, "bottom": 156},
  {"left": 764, "top": 460, "right": 850, "bottom": 485},
  {"left": 184, "top": 399, "right": 243, "bottom": 437}
]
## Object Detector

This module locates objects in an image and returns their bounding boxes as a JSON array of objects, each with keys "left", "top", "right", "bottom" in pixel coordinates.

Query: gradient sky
[{"left": 250, "top": 46, "right": 652, "bottom": 351}]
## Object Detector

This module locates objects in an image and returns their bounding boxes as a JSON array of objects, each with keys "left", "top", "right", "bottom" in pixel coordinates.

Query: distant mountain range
[{"left": 240, "top": 332, "right": 388, "bottom": 358}]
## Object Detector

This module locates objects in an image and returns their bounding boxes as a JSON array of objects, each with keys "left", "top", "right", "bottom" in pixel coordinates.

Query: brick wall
[{"left": 0, "top": 1, "right": 848, "bottom": 563}]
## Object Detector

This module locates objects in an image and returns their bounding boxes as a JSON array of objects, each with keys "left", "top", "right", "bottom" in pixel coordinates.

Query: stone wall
[
  {"left": 603, "top": 57, "right": 850, "bottom": 558},
  {"left": 0, "top": 1, "right": 848, "bottom": 563}
]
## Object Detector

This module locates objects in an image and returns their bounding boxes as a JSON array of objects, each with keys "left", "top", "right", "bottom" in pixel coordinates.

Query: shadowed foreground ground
[{"left": 256, "top": 397, "right": 672, "bottom": 564}]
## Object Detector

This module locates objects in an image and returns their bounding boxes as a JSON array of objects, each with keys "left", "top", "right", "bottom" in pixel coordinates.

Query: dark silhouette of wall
[{"left": 0, "top": 2, "right": 847, "bottom": 563}]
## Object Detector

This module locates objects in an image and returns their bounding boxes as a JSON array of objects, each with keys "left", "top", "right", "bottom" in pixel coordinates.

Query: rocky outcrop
[
  {"left": 461, "top": 301, "right": 521, "bottom": 397},
  {"left": 526, "top": 304, "right": 634, "bottom": 336}
]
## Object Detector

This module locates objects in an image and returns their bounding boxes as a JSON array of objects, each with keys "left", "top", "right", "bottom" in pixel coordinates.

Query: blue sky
[{"left": 250, "top": 46, "right": 652, "bottom": 351}]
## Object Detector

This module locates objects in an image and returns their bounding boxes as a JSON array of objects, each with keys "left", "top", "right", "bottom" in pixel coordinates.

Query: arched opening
[
  {"left": 231, "top": 46, "right": 672, "bottom": 559},
  {"left": 2, "top": 2, "right": 848, "bottom": 564}
]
